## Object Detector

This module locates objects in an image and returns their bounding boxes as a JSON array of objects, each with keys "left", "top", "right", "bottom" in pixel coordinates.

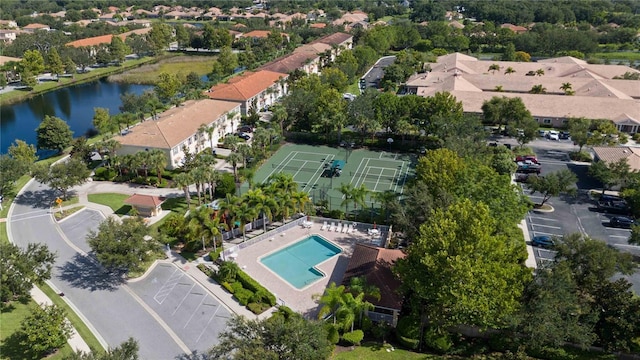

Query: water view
[{"left": 0, "top": 78, "right": 152, "bottom": 155}]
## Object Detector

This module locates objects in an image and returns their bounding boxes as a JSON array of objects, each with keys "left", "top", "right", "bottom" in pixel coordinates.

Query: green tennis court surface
[{"left": 244, "top": 144, "right": 417, "bottom": 211}]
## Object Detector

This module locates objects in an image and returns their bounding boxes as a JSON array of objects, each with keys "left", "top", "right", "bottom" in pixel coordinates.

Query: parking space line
[
  {"left": 605, "top": 227, "right": 631, "bottom": 233},
  {"left": 154, "top": 270, "right": 183, "bottom": 304},
  {"left": 531, "top": 224, "right": 562, "bottom": 230},
  {"left": 532, "top": 231, "right": 563, "bottom": 237},
  {"left": 171, "top": 283, "right": 195, "bottom": 316},
  {"left": 609, "top": 235, "right": 630, "bottom": 240},
  {"left": 528, "top": 216, "right": 558, "bottom": 222},
  {"left": 183, "top": 294, "right": 206, "bottom": 328},
  {"left": 196, "top": 304, "right": 220, "bottom": 343},
  {"left": 611, "top": 243, "right": 639, "bottom": 249}
]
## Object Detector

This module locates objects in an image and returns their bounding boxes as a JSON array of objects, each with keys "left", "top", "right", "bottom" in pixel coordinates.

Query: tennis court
[{"left": 246, "top": 144, "right": 416, "bottom": 211}]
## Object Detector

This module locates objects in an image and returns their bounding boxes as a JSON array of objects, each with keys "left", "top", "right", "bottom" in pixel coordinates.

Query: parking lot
[
  {"left": 512, "top": 139, "right": 640, "bottom": 294},
  {"left": 128, "top": 263, "right": 232, "bottom": 353}
]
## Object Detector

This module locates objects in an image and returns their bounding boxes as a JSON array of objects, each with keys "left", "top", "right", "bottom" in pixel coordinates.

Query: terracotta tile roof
[
  {"left": 592, "top": 147, "right": 640, "bottom": 171},
  {"left": 242, "top": 30, "right": 288, "bottom": 39},
  {"left": 205, "top": 70, "right": 286, "bottom": 102},
  {"left": 65, "top": 28, "right": 151, "bottom": 48},
  {"left": 0, "top": 55, "right": 21, "bottom": 66},
  {"left": 342, "top": 244, "right": 406, "bottom": 310},
  {"left": 23, "top": 23, "right": 49, "bottom": 29},
  {"left": 114, "top": 99, "right": 240, "bottom": 149},
  {"left": 295, "top": 42, "right": 331, "bottom": 55},
  {"left": 311, "top": 32, "right": 353, "bottom": 46},
  {"left": 124, "top": 194, "right": 165, "bottom": 208},
  {"left": 310, "top": 23, "right": 327, "bottom": 29},
  {"left": 259, "top": 51, "right": 319, "bottom": 74}
]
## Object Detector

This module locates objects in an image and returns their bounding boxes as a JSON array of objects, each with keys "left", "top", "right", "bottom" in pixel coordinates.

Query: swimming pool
[{"left": 260, "top": 234, "right": 342, "bottom": 289}]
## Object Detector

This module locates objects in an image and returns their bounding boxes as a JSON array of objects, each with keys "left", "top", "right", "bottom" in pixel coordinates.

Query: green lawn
[
  {"left": 87, "top": 193, "right": 130, "bottom": 213},
  {"left": 592, "top": 52, "right": 640, "bottom": 62},
  {"left": 0, "top": 298, "right": 75, "bottom": 360},
  {"left": 107, "top": 54, "right": 214, "bottom": 85},
  {"left": 332, "top": 343, "right": 436, "bottom": 359}
]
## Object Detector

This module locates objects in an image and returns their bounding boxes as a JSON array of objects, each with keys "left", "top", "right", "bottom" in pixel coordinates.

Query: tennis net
[
  {"left": 271, "top": 164, "right": 321, "bottom": 173},
  {"left": 350, "top": 172, "right": 401, "bottom": 182}
]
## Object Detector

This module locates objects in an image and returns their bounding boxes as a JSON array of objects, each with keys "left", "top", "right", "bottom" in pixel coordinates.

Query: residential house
[
  {"left": 0, "top": 29, "right": 20, "bottom": 43},
  {"left": 341, "top": 244, "right": 406, "bottom": 327},
  {"left": 592, "top": 146, "right": 640, "bottom": 172},
  {"left": 500, "top": 23, "right": 528, "bottom": 34},
  {"left": 259, "top": 50, "right": 322, "bottom": 75},
  {"left": 269, "top": 12, "right": 306, "bottom": 28},
  {"left": 114, "top": 99, "right": 242, "bottom": 169},
  {"left": 242, "top": 30, "right": 290, "bottom": 43},
  {"left": 228, "top": 30, "right": 243, "bottom": 41},
  {"left": 133, "top": 9, "right": 158, "bottom": 18},
  {"left": 332, "top": 10, "right": 368, "bottom": 29},
  {"left": 311, "top": 32, "right": 353, "bottom": 52},
  {"left": 404, "top": 52, "right": 640, "bottom": 134},
  {"left": 130, "top": 19, "right": 152, "bottom": 27},
  {"left": 99, "top": 12, "right": 118, "bottom": 21},
  {"left": 0, "top": 20, "right": 18, "bottom": 28},
  {"left": 309, "top": 23, "right": 327, "bottom": 29},
  {"left": 65, "top": 28, "right": 152, "bottom": 54},
  {"left": 22, "top": 23, "right": 50, "bottom": 32},
  {"left": 49, "top": 11, "right": 67, "bottom": 18},
  {"left": 124, "top": 194, "right": 165, "bottom": 217},
  {"left": 205, "top": 70, "right": 288, "bottom": 114}
]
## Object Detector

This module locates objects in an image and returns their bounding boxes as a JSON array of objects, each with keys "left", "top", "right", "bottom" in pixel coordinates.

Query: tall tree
[
  {"left": 154, "top": 72, "right": 181, "bottom": 104},
  {"left": 18, "top": 305, "right": 72, "bottom": 357},
  {"left": 396, "top": 199, "right": 531, "bottom": 334},
  {"left": 588, "top": 159, "right": 631, "bottom": 193},
  {"left": 8, "top": 139, "right": 37, "bottom": 169},
  {"left": 217, "top": 46, "right": 238, "bottom": 75},
  {"left": 47, "top": 47, "right": 64, "bottom": 80},
  {"left": 92, "top": 107, "right": 111, "bottom": 135},
  {"left": 209, "top": 314, "right": 332, "bottom": 360},
  {"left": 109, "top": 36, "right": 129, "bottom": 65},
  {"left": 21, "top": 49, "right": 45, "bottom": 75},
  {"left": 527, "top": 169, "right": 577, "bottom": 206},
  {"left": 567, "top": 117, "right": 592, "bottom": 152},
  {"left": 32, "top": 157, "right": 90, "bottom": 200},
  {"left": 148, "top": 22, "right": 173, "bottom": 55},
  {"left": 36, "top": 115, "right": 73, "bottom": 154},
  {"left": 68, "top": 338, "right": 139, "bottom": 360},
  {"left": 87, "top": 217, "right": 159, "bottom": 273},
  {"left": 0, "top": 242, "right": 56, "bottom": 302}
]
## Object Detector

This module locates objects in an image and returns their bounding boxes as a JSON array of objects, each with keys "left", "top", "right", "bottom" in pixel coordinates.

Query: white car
[{"left": 547, "top": 130, "right": 559, "bottom": 141}]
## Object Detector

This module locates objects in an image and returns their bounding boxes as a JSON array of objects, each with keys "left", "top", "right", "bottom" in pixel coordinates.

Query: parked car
[
  {"left": 532, "top": 235, "right": 555, "bottom": 248},
  {"left": 609, "top": 216, "right": 637, "bottom": 229},
  {"left": 559, "top": 131, "right": 571, "bottom": 140},
  {"left": 238, "top": 125, "right": 254, "bottom": 133},
  {"left": 238, "top": 132, "right": 251, "bottom": 140},
  {"left": 597, "top": 199, "right": 630, "bottom": 215},
  {"left": 547, "top": 130, "right": 559, "bottom": 140},
  {"left": 516, "top": 161, "right": 542, "bottom": 174},
  {"left": 538, "top": 130, "right": 549, "bottom": 137},
  {"left": 515, "top": 155, "right": 539, "bottom": 164}
]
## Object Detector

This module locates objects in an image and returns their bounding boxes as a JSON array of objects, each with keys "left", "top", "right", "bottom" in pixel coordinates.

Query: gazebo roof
[{"left": 124, "top": 194, "right": 166, "bottom": 208}]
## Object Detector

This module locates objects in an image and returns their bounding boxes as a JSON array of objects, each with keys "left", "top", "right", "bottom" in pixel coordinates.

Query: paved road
[
  {"left": 360, "top": 56, "right": 396, "bottom": 91},
  {"left": 501, "top": 138, "right": 640, "bottom": 294},
  {"left": 9, "top": 180, "right": 188, "bottom": 359}
]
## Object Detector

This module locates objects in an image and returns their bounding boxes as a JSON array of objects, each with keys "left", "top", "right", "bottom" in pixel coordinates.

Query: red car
[{"left": 515, "top": 155, "right": 539, "bottom": 164}]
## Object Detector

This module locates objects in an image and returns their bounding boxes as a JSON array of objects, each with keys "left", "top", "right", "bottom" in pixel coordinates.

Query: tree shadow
[
  {"left": 56, "top": 253, "right": 125, "bottom": 292},
  {"left": 175, "top": 350, "right": 213, "bottom": 359},
  {"left": 114, "top": 205, "right": 132, "bottom": 215},
  {"left": 13, "top": 188, "right": 59, "bottom": 209},
  {"left": 0, "top": 329, "right": 40, "bottom": 360}
]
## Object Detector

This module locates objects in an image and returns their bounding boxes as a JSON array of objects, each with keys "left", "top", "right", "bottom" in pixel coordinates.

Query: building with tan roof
[
  {"left": 592, "top": 147, "right": 640, "bottom": 172},
  {"left": 259, "top": 50, "right": 321, "bottom": 75},
  {"left": 22, "top": 23, "right": 50, "bottom": 32},
  {"left": 500, "top": 23, "right": 528, "bottom": 33},
  {"left": 405, "top": 52, "right": 640, "bottom": 134},
  {"left": 0, "top": 55, "right": 21, "bottom": 66},
  {"left": 65, "top": 28, "right": 151, "bottom": 49},
  {"left": 114, "top": 99, "right": 242, "bottom": 169},
  {"left": 205, "top": 70, "right": 288, "bottom": 114},
  {"left": 242, "top": 30, "right": 290, "bottom": 42},
  {"left": 124, "top": 194, "right": 166, "bottom": 217}
]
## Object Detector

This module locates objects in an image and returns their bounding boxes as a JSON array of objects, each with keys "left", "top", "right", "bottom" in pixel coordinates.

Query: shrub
[
  {"left": 396, "top": 316, "right": 420, "bottom": 350},
  {"left": 221, "top": 281, "right": 235, "bottom": 294},
  {"left": 236, "top": 269, "right": 276, "bottom": 306},
  {"left": 208, "top": 248, "right": 222, "bottom": 262},
  {"left": 215, "top": 172, "right": 236, "bottom": 197},
  {"left": 247, "top": 302, "right": 269, "bottom": 314},
  {"left": 93, "top": 167, "right": 116, "bottom": 181},
  {"left": 569, "top": 151, "right": 591, "bottom": 162},
  {"left": 326, "top": 324, "right": 340, "bottom": 344},
  {"left": 342, "top": 330, "right": 364, "bottom": 346},
  {"left": 527, "top": 346, "right": 572, "bottom": 360},
  {"left": 234, "top": 288, "right": 254, "bottom": 306},
  {"left": 424, "top": 327, "right": 453, "bottom": 354},
  {"left": 633, "top": 133, "right": 640, "bottom": 142},
  {"left": 230, "top": 281, "right": 243, "bottom": 293}
]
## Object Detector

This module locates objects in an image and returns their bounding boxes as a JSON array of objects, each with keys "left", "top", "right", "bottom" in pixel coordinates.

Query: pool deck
[{"left": 232, "top": 222, "right": 385, "bottom": 319}]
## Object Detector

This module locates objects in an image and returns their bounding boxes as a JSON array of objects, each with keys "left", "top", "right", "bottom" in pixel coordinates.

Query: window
[
  {"left": 561, "top": 119, "right": 568, "bottom": 124},
  {"left": 172, "top": 147, "right": 179, "bottom": 155},
  {"left": 543, "top": 118, "right": 551, "bottom": 124}
]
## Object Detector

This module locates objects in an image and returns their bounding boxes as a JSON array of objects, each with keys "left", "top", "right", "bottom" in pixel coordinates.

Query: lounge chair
[
  {"left": 330, "top": 222, "right": 336, "bottom": 232},
  {"left": 342, "top": 224, "right": 349, "bottom": 233},
  {"left": 347, "top": 224, "right": 354, "bottom": 233},
  {"left": 321, "top": 221, "right": 328, "bottom": 230},
  {"left": 337, "top": 223, "right": 344, "bottom": 233}
]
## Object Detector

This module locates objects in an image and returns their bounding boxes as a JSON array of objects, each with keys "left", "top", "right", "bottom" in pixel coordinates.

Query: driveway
[
  {"left": 361, "top": 56, "right": 396, "bottom": 91},
  {"left": 9, "top": 180, "right": 189, "bottom": 359}
]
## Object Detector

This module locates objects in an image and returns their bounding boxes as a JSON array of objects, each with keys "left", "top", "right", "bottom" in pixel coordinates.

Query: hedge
[
  {"left": 395, "top": 316, "right": 420, "bottom": 350},
  {"left": 234, "top": 288, "right": 254, "bottom": 306},
  {"left": 247, "top": 302, "right": 269, "bottom": 315},
  {"left": 230, "top": 281, "right": 244, "bottom": 294},
  {"left": 236, "top": 269, "right": 276, "bottom": 306},
  {"left": 221, "top": 281, "right": 235, "bottom": 294}
]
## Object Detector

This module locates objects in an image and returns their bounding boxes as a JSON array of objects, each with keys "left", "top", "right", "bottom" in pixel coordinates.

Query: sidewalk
[{"left": 30, "top": 286, "right": 92, "bottom": 354}]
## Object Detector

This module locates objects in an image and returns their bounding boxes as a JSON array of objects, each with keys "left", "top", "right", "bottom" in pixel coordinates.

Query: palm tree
[
  {"left": 204, "top": 169, "right": 219, "bottom": 202},
  {"left": 174, "top": 172, "right": 193, "bottom": 206},
  {"left": 99, "top": 139, "right": 121, "bottom": 168},
  {"left": 338, "top": 292, "right": 375, "bottom": 332},
  {"left": 236, "top": 143, "right": 252, "bottom": 169},
  {"left": 219, "top": 194, "right": 241, "bottom": 233},
  {"left": 203, "top": 216, "right": 222, "bottom": 253},
  {"left": 190, "top": 166, "right": 208, "bottom": 205},
  {"left": 223, "top": 135, "right": 240, "bottom": 152},
  {"left": 275, "top": 191, "right": 297, "bottom": 223},
  {"left": 529, "top": 84, "right": 547, "bottom": 94},
  {"left": 136, "top": 151, "right": 151, "bottom": 178},
  {"left": 226, "top": 152, "right": 243, "bottom": 182},
  {"left": 205, "top": 123, "right": 216, "bottom": 150},
  {"left": 504, "top": 67, "right": 515, "bottom": 75},
  {"left": 235, "top": 202, "right": 257, "bottom": 242},
  {"left": 535, "top": 68, "right": 545, "bottom": 76},
  {"left": 269, "top": 173, "right": 298, "bottom": 196},
  {"left": 218, "top": 261, "right": 239, "bottom": 282},
  {"left": 148, "top": 149, "right": 167, "bottom": 185},
  {"left": 271, "top": 103, "right": 288, "bottom": 135},
  {"left": 350, "top": 184, "right": 368, "bottom": 220},
  {"left": 488, "top": 63, "right": 500, "bottom": 74},
  {"left": 246, "top": 188, "right": 277, "bottom": 233},
  {"left": 372, "top": 190, "right": 398, "bottom": 222},
  {"left": 339, "top": 183, "right": 355, "bottom": 219},
  {"left": 494, "top": 85, "right": 504, "bottom": 92},
  {"left": 560, "top": 82, "right": 574, "bottom": 95},
  {"left": 291, "top": 191, "right": 310, "bottom": 215},
  {"left": 314, "top": 282, "right": 346, "bottom": 325}
]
